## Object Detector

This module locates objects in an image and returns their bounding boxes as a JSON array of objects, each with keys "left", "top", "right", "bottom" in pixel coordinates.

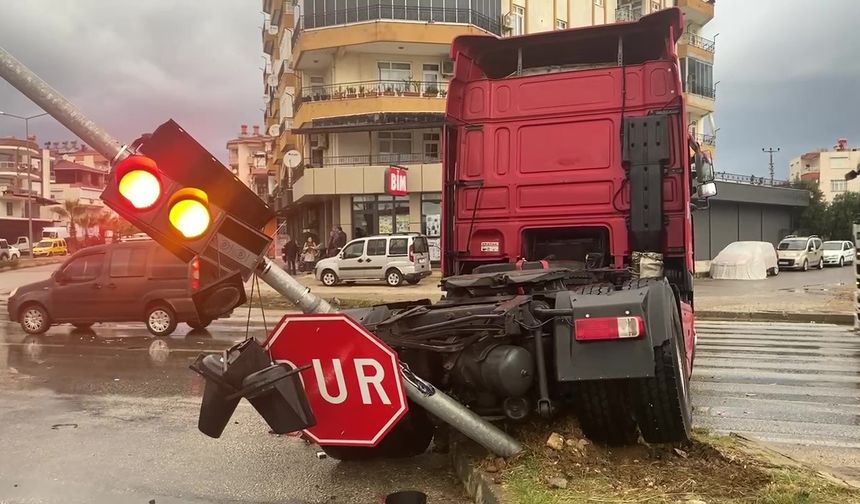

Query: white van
[{"left": 314, "top": 233, "right": 432, "bottom": 287}]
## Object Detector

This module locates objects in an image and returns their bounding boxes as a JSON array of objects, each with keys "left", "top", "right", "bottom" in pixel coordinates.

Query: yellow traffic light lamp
[{"left": 168, "top": 188, "right": 211, "bottom": 239}]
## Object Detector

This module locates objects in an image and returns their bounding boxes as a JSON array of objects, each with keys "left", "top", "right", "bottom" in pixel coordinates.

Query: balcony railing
[
  {"left": 295, "top": 79, "right": 448, "bottom": 112},
  {"left": 697, "top": 134, "right": 716, "bottom": 146},
  {"left": 715, "top": 171, "right": 789, "bottom": 187},
  {"left": 309, "top": 152, "right": 441, "bottom": 168},
  {"left": 682, "top": 32, "right": 716, "bottom": 53},
  {"left": 291, "top": 5, "right": 502, "bottom": 45},
  {"left": 685, "top": 82, "right": 716, "bottom": 99},
  {"left": 0, "top": 161, "right": 41, "bottom": 176}
]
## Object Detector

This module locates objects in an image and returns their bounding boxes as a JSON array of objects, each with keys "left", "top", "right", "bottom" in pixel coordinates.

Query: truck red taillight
[
  {"left": 574, "top": 316, "right": 645, "bottom": 341},
  {"left": 191, "top": 256, "right": 200, "bottom": 291}
]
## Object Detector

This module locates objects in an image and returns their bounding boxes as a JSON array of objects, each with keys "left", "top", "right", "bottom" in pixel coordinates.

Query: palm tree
[{"left": 51, "top": 199, "right": 86, "bottom": 248}]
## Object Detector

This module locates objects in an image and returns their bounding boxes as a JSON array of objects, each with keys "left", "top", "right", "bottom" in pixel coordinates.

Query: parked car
[
  {"left": 7, "top": 240, "right": 217, "bottom": 337},
  {"left": 776, "top": 235, "right": 823, "bottom": 271},
  {"left": 15, "top": 236, "right": 30, "bottom": 256},
  {"left": 710, "top": 241, "right": 779, "bottom": 280},
  {"left": 822, "top": 240, "right": 855, "bottom": 267},
  {"left": 314, "top": 233, "right": 432, "bottom": 287},
  {"left": 31, "top": 238, "right": 68, "bottom": 257},
  {"left": 0, "top": 239, "right": 21, "bottom": 262}
]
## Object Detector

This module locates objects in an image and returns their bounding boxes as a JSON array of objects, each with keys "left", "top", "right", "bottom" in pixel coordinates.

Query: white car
[
  {"left": 314, "top": 233, "right": 432, "bottom": 287},
  {"left": 0, "top": 239, "right": 21, "bottom": 262},
  {"left": 822, "top": 240, "right": 855, "bottom": 267}
]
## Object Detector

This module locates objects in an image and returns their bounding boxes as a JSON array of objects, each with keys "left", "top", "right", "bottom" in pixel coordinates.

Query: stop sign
[{"left": 266, "top": 313, "right": 408, "bottom": 447}]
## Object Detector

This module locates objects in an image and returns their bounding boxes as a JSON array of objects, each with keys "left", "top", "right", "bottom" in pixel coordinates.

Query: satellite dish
[
  {"left": 285, "top": 149, "right": 302, "bottom": 168},
  {"left": 268, "top": 124, "right": 280, "bottom": 137}
]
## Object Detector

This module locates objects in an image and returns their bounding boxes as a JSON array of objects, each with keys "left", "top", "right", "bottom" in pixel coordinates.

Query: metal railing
[
  {"left": 312, "top": 152, "right": 441, "bottom": 168},
  {"left": 295, "top": 79, "right": 448, "bottom": 111},
  {"left": 715, "top": 171, "right": 789, "bottom": 187},
  {"left": 685, "top": 82, "right": 716, "bottom": 99},
  {"left": 0, "top": 161, "right": 40, "bottom": 175},
  {"left": 697, "top": 134, "right": 716, "bottom": 146},
  {"left": 292, "top": 5, "right": 502, "bottom": 44},
  {"left": 683, "top": 32, "right": 716, "bottom": 53}
]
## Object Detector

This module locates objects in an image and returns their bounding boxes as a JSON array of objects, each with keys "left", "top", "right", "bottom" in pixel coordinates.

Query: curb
[
  {"left": 697, "top": 310, "right": 855, "bottom": 325},
  {"left": 449, "top": 436, "right": 510, "bottom": 504},
  {"left": 0, "top": 257, "right": 64, "bottom": 272}
]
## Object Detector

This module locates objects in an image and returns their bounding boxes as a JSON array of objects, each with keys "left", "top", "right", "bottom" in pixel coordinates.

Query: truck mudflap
[{"left": 553, "top": 279, "right": 677, "bottom": 382}]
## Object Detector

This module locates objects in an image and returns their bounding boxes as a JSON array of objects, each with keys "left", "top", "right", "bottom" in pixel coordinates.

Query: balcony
[
  {"left": 682, "top": 32, "right": 715, "bottom": 53},
  {"left": 697, "top": 134, "right": 716, "bottom": 146},
  {"left": 677, "top": 0, "right": 715, "bottom": 25},
  {"left": 0, "top": 161, "right": 41, "bottom": 179},
  {"left": 313, "top": 152, "right": 440, "bottom": 168},
  {"left": 615, "top": 7, "right": 643, "bottom": 23},
  {"left": 291, "top": 6, "right": 499, "bottom": 65},
  {"left": 293, "top": 79, "right": 448, "bottom": 128}
]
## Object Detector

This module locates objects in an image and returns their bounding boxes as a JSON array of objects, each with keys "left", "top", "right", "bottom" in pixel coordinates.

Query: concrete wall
[{"left": 693, "top": 182, "right": 807, "bottom": 260}]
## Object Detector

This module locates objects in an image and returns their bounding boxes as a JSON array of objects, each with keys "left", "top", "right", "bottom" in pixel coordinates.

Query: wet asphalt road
[
  {"left": 2, "top": 265, "right": 859, "bottom": 500},
  {"left": 693, "top": 320, "right": 860, "bottom": 484},
  {"left": 0, "top": 266, "right": 467, "bottom": 504}
]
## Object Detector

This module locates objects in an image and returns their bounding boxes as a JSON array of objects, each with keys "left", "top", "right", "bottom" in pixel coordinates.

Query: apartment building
[
  {"left": 0, "top": 137, "right": 55, "bottom": 241},
  {"left": 790, "top": 138, "right": 860, "bottom": 202},
  {"left": 262, "top": 0, "right": 716, "bottom": 257},
  {"left": 226, "top": 124, "right": 275, "bottom": 201},
  {"left": 47, "top": 140, "right": 111, "bottom": 212}
]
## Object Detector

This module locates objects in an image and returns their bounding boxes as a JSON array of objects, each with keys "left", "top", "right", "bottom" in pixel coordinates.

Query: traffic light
[{"left": 101, "top": 120, "right": 275, "bottom": 316}]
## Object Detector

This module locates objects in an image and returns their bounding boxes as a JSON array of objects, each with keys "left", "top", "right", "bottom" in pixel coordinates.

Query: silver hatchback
[{"left": 314, "top": 234, "right": 432, "bottom": 287}]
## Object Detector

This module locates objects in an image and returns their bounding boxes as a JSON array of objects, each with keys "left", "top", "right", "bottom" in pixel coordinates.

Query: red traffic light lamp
[{"left": 115, "top": 155, "right": 162, "bottom": 210}]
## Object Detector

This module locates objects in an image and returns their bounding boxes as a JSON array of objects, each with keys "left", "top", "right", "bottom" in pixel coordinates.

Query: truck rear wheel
[
  {"left": 632, "top": 303, "right": 692, "bottom": 443},
  {"left": 319, "top": 403, "right": 433, "bottom": 460},
  {"left": 575, "top": 380, "right": 638, "bottom": 445}
]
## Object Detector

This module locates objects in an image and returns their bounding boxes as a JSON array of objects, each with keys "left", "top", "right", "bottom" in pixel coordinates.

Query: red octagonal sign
[{"left": 266, "top": 313, "right": 408, "bottom": 446}]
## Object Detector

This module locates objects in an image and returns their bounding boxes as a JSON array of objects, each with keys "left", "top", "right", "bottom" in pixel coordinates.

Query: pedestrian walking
[
  {"left": 281, "top": 234, "right": 298, "bottom": 275},
  {"left": 335, "top": 225, "right": 347, "bottom": 251}
]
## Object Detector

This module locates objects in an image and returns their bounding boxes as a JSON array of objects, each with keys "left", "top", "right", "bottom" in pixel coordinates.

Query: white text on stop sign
[{"left": 311, "top": 358, "right": 392, "bottom": 405}]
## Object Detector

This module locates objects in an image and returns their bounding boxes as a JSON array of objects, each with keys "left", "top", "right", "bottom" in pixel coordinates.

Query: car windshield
[
  {"left": 35, "top": 240, "right": 52, "bottom": 247},
  {"left": 778, "top": 240, "right": 807, "bottom": 250},
  {"left": 823, "top": 242, "right": 843, "bottom": 250}
]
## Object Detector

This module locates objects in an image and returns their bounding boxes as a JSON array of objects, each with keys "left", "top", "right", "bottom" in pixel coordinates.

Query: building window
[
  {"left": 680, "top": 57, "right": 715, "bottom": 98},
  {"left": 378, "top": 131, "right": 413, "bottom": 163},
  {"left": 352, "top": 195, "right": 410, "bottom": 238},
  {"left": 555, "top": 19, "right": 567, "bottom": 30},
  {"left": 422, "top": 63, "right": 440, "bottom": 93},
  {"left": 423, "top": 133, "right": 440, "bottom": 161},
  {"left": 421, "top": 192, "right": 442, "bottom": 263},
  {"left": 651, "top": 1, "right": 661, "bottom": 12},
  {"left": 511, "top": 4, "right": 525, "bottom": 36},
  {"left": 5, "top": 202, "right": 12, "bottom": 216},
  {"left": 594, "top": 0, "right": 604, "bottom": 6},
  {"left": 378, "top": 61, "right": 411, "bottom": 93},
  {"left": 831, "top": 179, "right": 847, "bottom": 193}
]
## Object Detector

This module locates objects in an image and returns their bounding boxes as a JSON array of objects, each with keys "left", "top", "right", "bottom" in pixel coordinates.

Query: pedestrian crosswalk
[{"left": 692, "top": 320, "right": 860, "bottom": 479}]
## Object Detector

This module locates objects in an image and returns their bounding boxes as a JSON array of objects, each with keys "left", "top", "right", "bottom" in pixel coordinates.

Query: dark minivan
[{"left": 7, "top": 240, "right": 217, "bottom": 336}]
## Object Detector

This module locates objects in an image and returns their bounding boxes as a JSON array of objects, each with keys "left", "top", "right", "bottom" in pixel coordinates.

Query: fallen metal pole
[
  {"left": 256, "top": 257, "right": 335, "bottom": 314},
  {"left": 402, "top": 366, "right": 523, "bottom": 457},
  {"left": 0, "top": 46, "right": 127, "bottom": 164},
  {"left": 1, "top": 44, "right": 523, "bottom": 458}
]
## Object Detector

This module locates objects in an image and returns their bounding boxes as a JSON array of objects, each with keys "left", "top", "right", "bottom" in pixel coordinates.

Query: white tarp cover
[{"left": 709, "top": 241, "right": 778, "bottom": 280}]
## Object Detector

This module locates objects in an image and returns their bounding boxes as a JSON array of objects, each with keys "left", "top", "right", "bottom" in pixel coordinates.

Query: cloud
[
  {"left": 706, "top": 0, "right": 860, "bottom": 177},
  {"left": 0, "top": 0, "right": 266, "bottom": 160}
]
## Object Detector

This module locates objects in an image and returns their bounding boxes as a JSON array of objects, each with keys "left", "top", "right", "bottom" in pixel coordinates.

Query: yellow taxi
[{"left": 32, "top": 238, "right": 69, "bottom": 257}]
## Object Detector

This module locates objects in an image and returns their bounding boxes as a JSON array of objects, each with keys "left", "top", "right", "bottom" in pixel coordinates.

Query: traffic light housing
[{"left": 101, "top": 120, "right": 275, "bottom": 315}]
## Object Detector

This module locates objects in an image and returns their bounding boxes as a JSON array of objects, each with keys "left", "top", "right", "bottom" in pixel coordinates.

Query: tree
[
  {"left": 51, "top": 199, "right": 86, "bottom": 246},
  {"left": 824, "top": 192, "right": 860, "bottom": 240},
  {"left": 790, "top": 180, "right": 827, "bottom": 235}
]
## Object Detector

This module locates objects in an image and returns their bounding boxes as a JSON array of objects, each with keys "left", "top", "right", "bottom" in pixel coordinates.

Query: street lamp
[{"left": 0, "top": 110, "right": 50, "bottom": 253}]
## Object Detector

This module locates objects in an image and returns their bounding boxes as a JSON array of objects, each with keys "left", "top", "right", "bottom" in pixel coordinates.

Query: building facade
[
  {"left": 261, "top": 0, "right": 716, "bottom": 260},
  {"left": 226, "top": 125, "right": 275, "bottom": 202},
  {"left": 47, "top": 140, "right": 111, "bottom": 213},
  {"left": 0, "top": 137, "right": 55, "bottom": 242},
  {"left": 789, "top": 138, "right": 860, "bottom": 202}
]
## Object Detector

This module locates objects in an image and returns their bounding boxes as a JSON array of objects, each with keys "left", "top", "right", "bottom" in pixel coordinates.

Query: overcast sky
[{"left": 1, "top": 1, "right": 859, "bottom": 177}]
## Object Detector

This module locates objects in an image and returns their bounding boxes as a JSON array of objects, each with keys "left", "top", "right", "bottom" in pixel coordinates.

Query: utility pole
[
  {"left": 1, "top": 110, "right": 49, "bottom": 252},
  {"left": 762, "top": 146, "right": 780, "bottom": 185}
]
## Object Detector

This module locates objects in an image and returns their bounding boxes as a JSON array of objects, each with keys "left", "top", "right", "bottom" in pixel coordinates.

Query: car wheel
[
  {"left": 187, "top": 319, "right": 211, "bottom": 330},
  {"left": 819, "top": 257, "right": 825, "bottom": 269},
  {"left": 386, "top": 269, "right": 403, "bottom": 287},
  {"left": 320, "top": 269, "right": 339, "bottom": 287},
  {"left": 20, "top": 304, "right": 50, "bottom": 334},
  {"left": 72, "top": 322, "right": 94, "bottom": 330},
  {"left": 839, "top": 257, "right": 845, "bottom": 267},
  {"left": 146, "top": 304, "right": 177, "bottom": 337},
  {"left": 802, "top": 259, "right": 809, "bottom": 272}
]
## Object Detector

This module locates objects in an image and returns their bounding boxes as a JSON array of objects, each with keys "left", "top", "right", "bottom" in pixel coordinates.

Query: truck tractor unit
[{"left": 322, "top": 8, "right": 717, "bottom": 457}]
